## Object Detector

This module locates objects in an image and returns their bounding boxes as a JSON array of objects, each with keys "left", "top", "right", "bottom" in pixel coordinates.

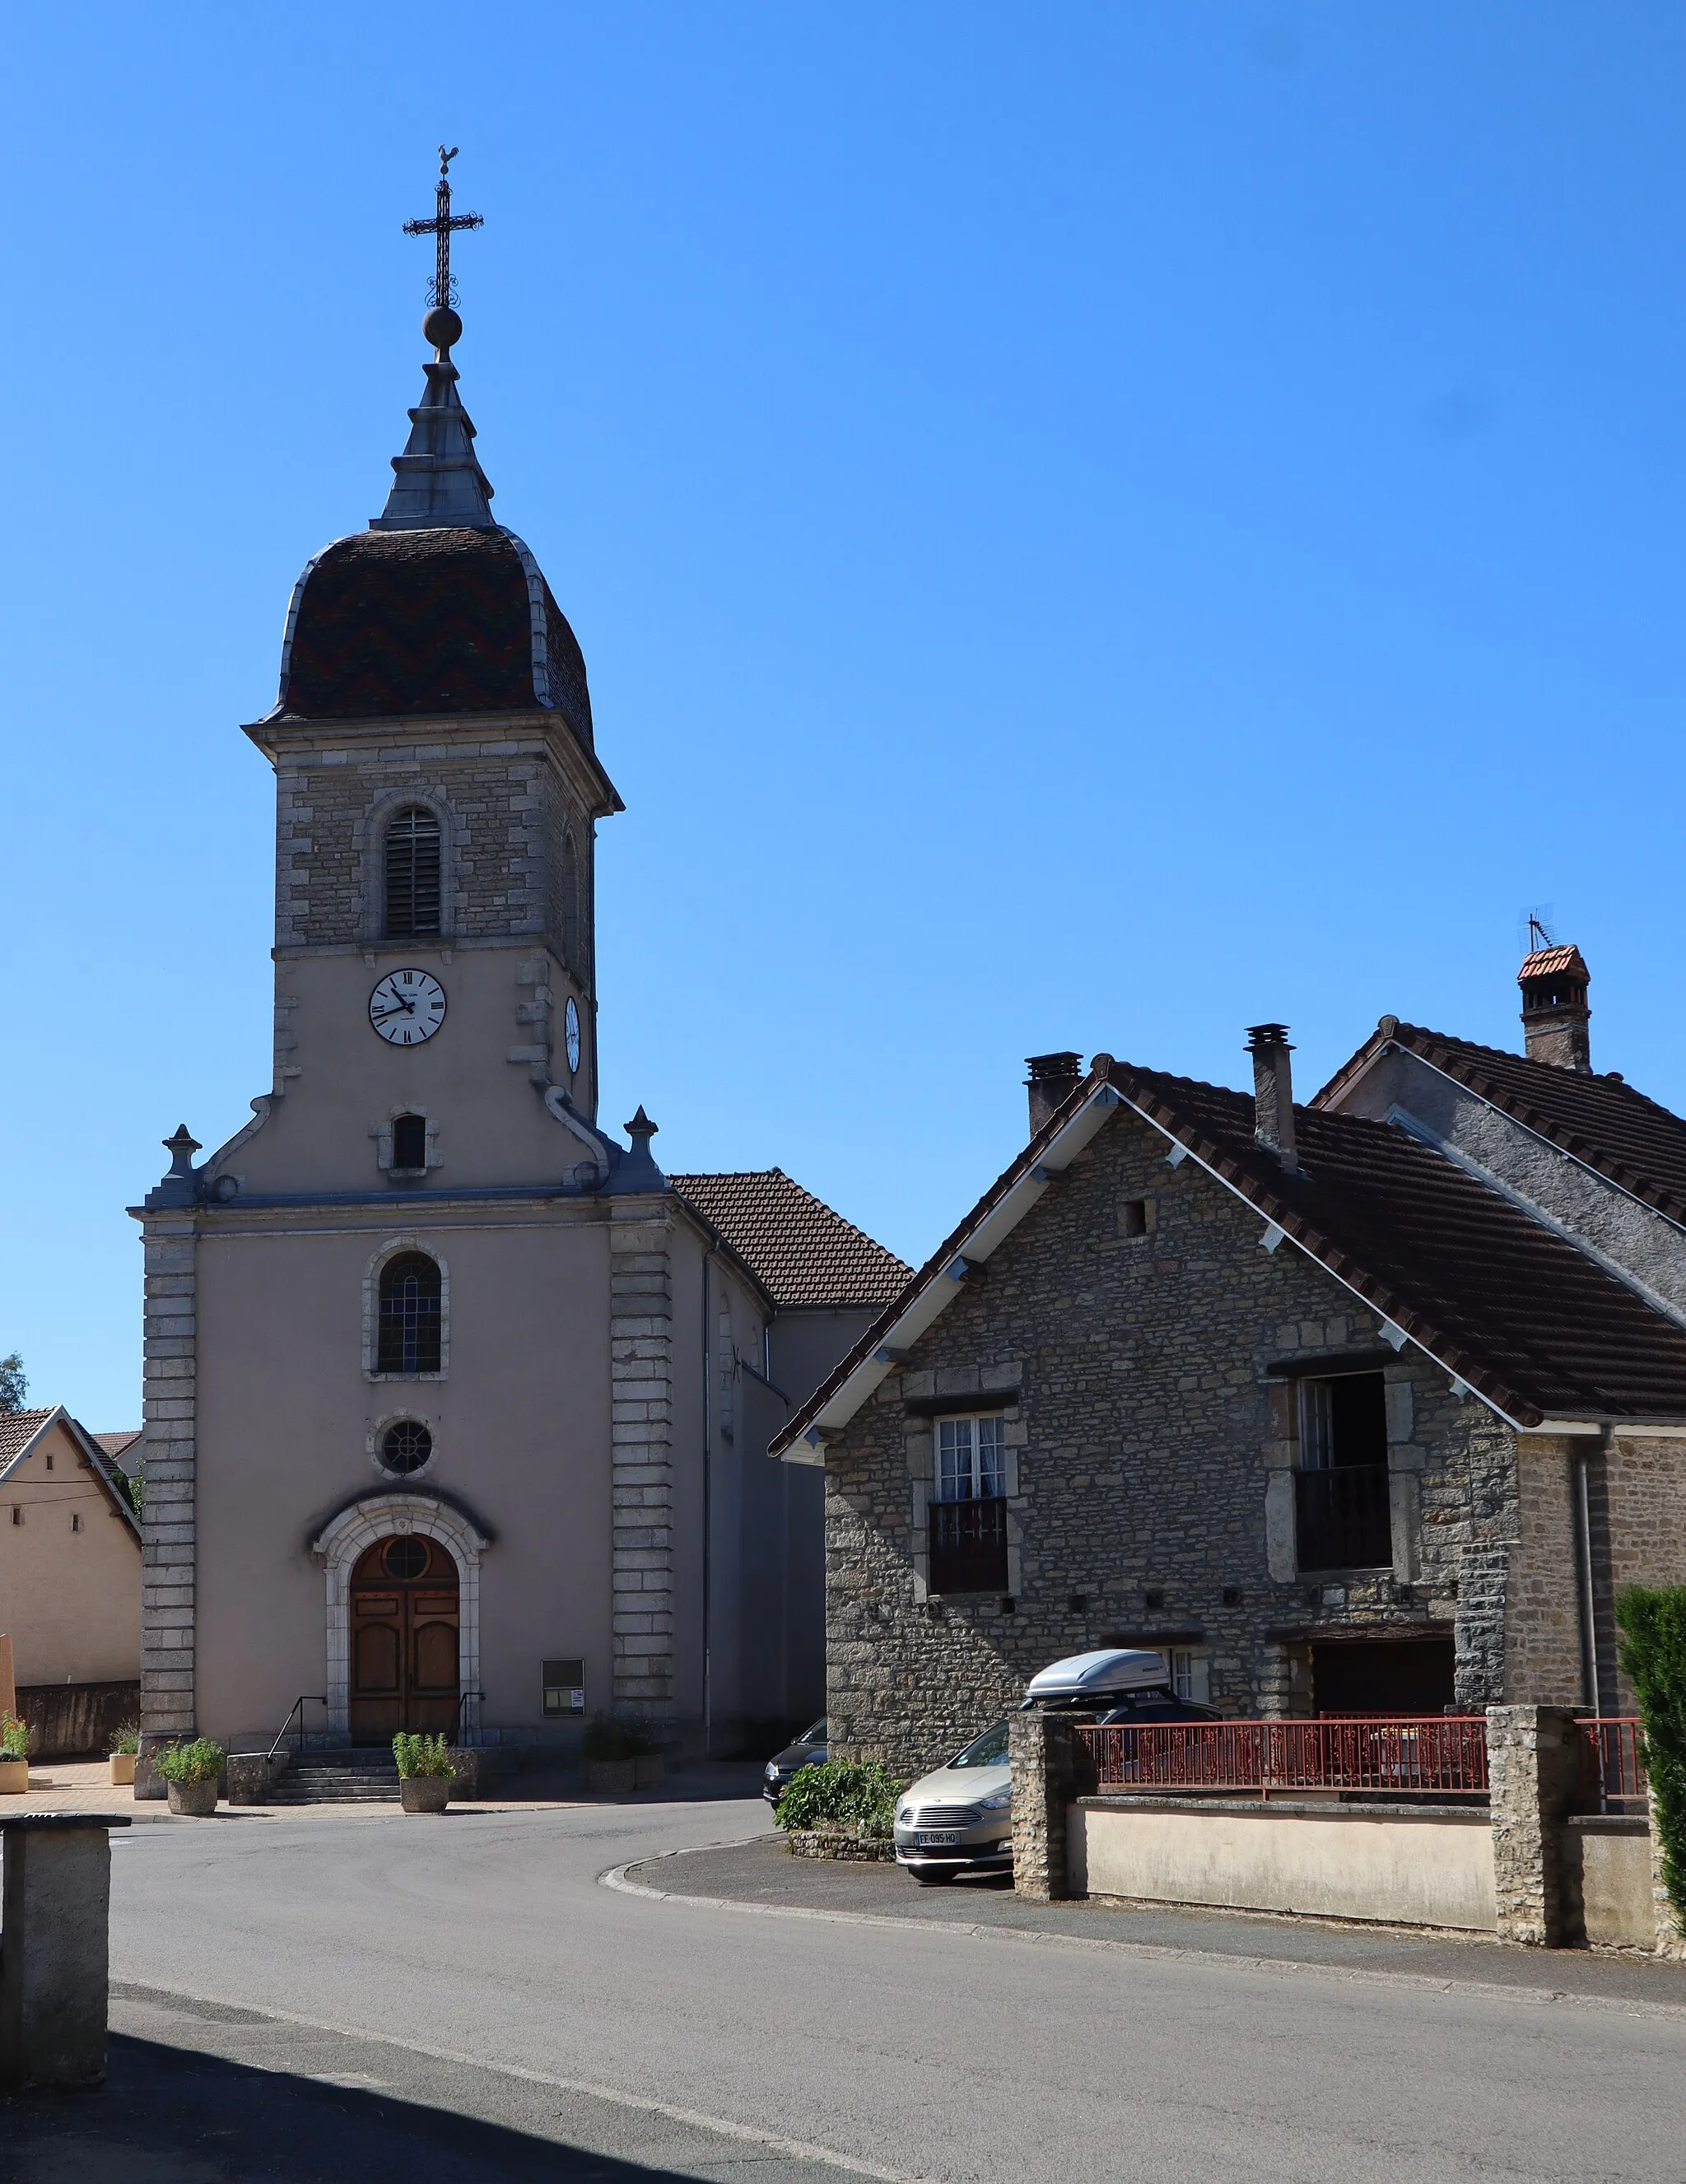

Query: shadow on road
[{"left": 5, "top": 2032, "right": 817, "bottom": 2183}]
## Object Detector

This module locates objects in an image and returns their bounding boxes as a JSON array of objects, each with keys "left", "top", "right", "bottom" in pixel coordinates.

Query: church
[{"left": 131, "top": 174, "right": 906, "bottom": 1781}]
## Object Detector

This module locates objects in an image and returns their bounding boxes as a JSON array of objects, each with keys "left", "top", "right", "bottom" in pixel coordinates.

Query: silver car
[{"left": 892, "top": 1720, "right": 1013, "bottom": 1884}]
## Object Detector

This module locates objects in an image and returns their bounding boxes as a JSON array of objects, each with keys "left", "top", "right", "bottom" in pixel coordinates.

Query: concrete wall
[
  {"left": 822, "top": 1102, "right": 1533, "bottom": 1780},
  {"left": 1563, "top": 1818, "right": 1656, "bottom": 1949},
  {"left": 0, "top": 1422, "right": 140, "bottom": 1687},
  {"left": 1070, "top": 1798, "right": 1497, "bottom": 1932}
]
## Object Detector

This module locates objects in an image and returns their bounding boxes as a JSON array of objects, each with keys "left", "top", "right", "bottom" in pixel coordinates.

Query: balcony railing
[
  {"left": 1295, "top": 1465, "right": 1393, "bottom": 1572},
  {"left": 929, "top": 1495, "right": 1008, "bottom": 1595},
  {"left": 1078, "top": 1716, "right": 1490, "bottom": 1800},
  {"left": 1579, "top": 1717, "right": 1649, "bottom": 1810}
]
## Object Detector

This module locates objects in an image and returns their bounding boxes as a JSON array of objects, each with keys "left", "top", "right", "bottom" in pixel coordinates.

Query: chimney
[
  {"left": 1025, "top": 1051, "right": 1083, "bottom": 1136},
  {"left": 1246, "top": 1024, "right": 1297, "bottom": 1171},
  {"left": 1518, "top": 942, "right": 1591, "bottom": 1072}
]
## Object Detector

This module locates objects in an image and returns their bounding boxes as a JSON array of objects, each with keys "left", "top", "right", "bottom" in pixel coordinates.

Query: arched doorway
[{"left": 348, "top": 1534, "right": 460, "bottom": 1744}]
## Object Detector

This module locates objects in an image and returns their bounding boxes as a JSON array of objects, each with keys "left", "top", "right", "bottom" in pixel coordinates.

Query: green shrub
[
  {"left": 580, "top": 1713, "right": 658, "bottom": 1763},
  {"left": 392, "top": 1732, "right": 455, "bottom": 1779},
  {"left": 775, "top": 1759, "right": 904, "bottom": 1840},
  {"left": 0, "top": 1712, "right": 29, "bottom": 1760},
  {"left": 153, "top": 1737, "right": 224, "bottom": 1786},
  {"left": 108, "top": 1721, "right": 141, "bottom": 1757},
  {"left": 1618, "top": 1585, "right": 1686, "bottom": 1935}
]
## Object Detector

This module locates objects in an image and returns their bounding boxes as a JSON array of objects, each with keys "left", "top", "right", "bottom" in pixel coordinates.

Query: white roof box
[{"left": 1024, "top": 1649, "right": 1171, "bottom": 1703}]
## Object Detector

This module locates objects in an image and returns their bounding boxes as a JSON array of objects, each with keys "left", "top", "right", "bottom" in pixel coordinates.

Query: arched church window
[
  {"left": 391, "top": 1114, "right": 427, "bottom": 1171},
  {"left": 377, "top": 1252, "right": 442, "bottom": 1375},
  {"left": 384, "top": 807, "right": 442, "bottom": 938},
  {"left": 560, "top": 828, "right": 581, "bottom": 972}
]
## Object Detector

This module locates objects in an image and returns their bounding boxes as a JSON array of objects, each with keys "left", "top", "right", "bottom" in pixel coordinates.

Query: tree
[{"left": 0, "top": 1354, "right": 25, "bottom": 1413}]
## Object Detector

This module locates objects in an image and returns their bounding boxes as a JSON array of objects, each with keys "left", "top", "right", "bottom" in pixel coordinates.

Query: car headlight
[
  {"left": 765, "top": 1763, "right": 780, "bottom": 1779},
  {"left": 896, "top": 1804, "right": 914, "bottom": 1825},
  {"left": 977, "top": 1787, "right": 1013, "bottom": 1812}
]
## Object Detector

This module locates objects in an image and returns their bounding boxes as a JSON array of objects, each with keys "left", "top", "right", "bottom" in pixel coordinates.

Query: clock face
[
  {"left": 565, "top": 996, "right": 581, "bottom": 1073},
  {"left": 369, "top": 969, "right": 447, "bottom": 1046}
]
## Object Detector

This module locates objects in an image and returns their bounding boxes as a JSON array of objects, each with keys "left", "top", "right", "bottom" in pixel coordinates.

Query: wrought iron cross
[{"left": 403, "top": 146, "right": 483, "bottom": 310}]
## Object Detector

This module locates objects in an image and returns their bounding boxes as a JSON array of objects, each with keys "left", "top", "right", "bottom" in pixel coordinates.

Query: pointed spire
[{"left": 370, "top": 311, "right": 496, "bottom": 531}]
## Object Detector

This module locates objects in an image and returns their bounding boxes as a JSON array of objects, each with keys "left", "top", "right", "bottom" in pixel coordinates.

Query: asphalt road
[{"left": 104, "top": 1782, "right": 1686, "bottom": 2184}]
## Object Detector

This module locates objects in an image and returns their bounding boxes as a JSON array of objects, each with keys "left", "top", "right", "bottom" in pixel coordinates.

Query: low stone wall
[
  {"left": 1071, "top": 1798, "right": 1497, "bottom": 1932},
  {"left": 1562, "top": 1817, "right": 1656, "bottom": 1949},
  {"left": 785, "top": 1829, "right": 897, "bottom": 1862}
]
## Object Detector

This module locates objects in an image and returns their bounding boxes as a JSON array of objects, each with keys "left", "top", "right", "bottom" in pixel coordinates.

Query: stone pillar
[
  {"left": 609, "top": 1208, "right": 673, "bottom": 1723},
  {"left": 0, "top": 1817, "right": 128, "bottom": 2089},
  {"left": 1487, "top": 1704, "right": 1582, "bottom": 1945},
  {"left": 137, "top": 1215, "right": 198, "bottom": 1797},
  {"left": 1010, "top": 1713, "right": 1095, "bottom": 1902}
]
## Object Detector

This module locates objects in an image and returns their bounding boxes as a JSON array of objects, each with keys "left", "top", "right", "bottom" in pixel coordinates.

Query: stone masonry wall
[
  {"left": 609, "top": 1205, "right": 675, "bottom": 1721},
  {"left": 272, "top": 721, "right": 590, "bottom": 962},
  {"left": 1604, "top": 1433, "right": 1686, "bottom": 1713},
  {"left": 825, "top": 1106, "right": 1537, "bottom": 1779},
  {"left": 137, "top": 1214, "right": 198, "bottom": 1791}
]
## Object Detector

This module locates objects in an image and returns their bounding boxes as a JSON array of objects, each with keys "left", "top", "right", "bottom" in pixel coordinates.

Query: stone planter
[
  {"left": 785, "top": 1828, "right": 897, "bottom": 1862},
  {"left": 400, "top": 1773, "right": 451, "bottom": 1814},
  {"left": 633, "top": 1753, "right": 664, "bottom": 1791},
  {"left": 0, "top": 1757, "right": 29, "bottom": 1795},
  {"left": 585, "top": 1758, "right": 636, "bottom": 1795},
  {"left": 166, "top": 1778, "right": 218, "bottom": 1817},
  {"left": 109, "top": 1753, "right": 136, "bottom": 1786}
]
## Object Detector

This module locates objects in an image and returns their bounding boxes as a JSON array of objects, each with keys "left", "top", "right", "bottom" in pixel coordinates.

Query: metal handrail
[
  {"left": 267, "top": 1695, "right": 326, "bottom": 1766},
  {"left": 452, "top": 1689, "right": 485, "bottom": 1748}
]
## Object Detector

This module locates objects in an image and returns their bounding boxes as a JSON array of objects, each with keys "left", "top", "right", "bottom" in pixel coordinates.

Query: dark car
[{"left": 762, "top": 1716, "right": 827, "bottom": 1804}]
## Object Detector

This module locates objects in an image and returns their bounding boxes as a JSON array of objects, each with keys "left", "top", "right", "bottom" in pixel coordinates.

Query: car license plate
[{"left": 915, "top": 1830, "right": 962, "bottom": 1847}]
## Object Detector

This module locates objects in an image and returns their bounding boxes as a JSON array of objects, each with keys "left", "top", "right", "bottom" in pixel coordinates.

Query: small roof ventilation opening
[
  {"left": 1518, "top": 928, "right": 1591, "bottom": 1073},
  {"left": 1025, "top": 1052, "right": 1083, "bottom": 1136}
]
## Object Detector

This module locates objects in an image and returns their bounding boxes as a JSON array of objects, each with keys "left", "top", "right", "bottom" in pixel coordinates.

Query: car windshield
[
  {"left": 949, "top": 1721, "right": 1009, "bottom": 1768},
  {"left": 799, "top": 1719, "right": 826, "bottom": 1745}
]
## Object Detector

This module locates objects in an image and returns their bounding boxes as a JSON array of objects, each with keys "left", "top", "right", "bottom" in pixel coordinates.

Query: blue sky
[{"left": 4, "top": 7, "right": 1684, "bottom": 1426}]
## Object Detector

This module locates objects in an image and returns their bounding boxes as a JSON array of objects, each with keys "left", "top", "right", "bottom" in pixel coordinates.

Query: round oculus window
[
  {"left": 382, "top": 1536, "right": 429, "bottom": 1581},
  {"left": 380, "top": 1420, "right": 433, "bottom": 1478}
]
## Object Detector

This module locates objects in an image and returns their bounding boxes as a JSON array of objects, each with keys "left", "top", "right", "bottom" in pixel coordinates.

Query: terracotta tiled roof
[
  {"left": 670, "top": 1170, "right": 910, "bottom": 1311},
  {"left": 1316, "top": 1023, "right": 1686, "bottom": 1224},
  {"left": 95, "top": 1431, "right": 142, "bottom": 1466},
  {"left": 277, "top": 528, "right": 593, "bottom": 739},
  {"left": 774, "top": 1056, "right": 1686, "bottom": 1454},
  {"left": 0, "top": 1409, "right": 53, "bottom": 1462},
  {"left": 1519, "top": 945, "right": 1586, "bottom": 980}
]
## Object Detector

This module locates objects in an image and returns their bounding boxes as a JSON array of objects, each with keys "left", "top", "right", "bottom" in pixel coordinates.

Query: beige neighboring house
[
  {"left": 0, "top": 1408, "right": 142, "bottom": 1755},
  {"left": 128, "top": 275, "right": 906, "bottom": 1776}
]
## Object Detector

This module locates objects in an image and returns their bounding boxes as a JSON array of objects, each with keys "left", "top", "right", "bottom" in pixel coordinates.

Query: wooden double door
[{"left": 349, "top": 1534, "right": 460, "bottom": 1744}]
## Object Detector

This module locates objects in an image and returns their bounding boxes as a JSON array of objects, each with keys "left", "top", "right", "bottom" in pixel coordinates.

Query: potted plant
[
  {"left": 0, "top": 1711, "right": 29, "bottom": 1794},
  {"left": 108, "top": 1721, "right": 140, "bottom": 1787},
  {"left": 394, "top": 1732, "right": 455, "bottom": 1813},
  {"left": 154, "top": 1737, "right": 224, "bottom": 1816},
  {"left": 580, "top": 1713, "right": 660, "bottom": 1795}
]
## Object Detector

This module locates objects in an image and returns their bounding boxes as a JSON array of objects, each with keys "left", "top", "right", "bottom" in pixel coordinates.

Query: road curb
[{"left": 603, "top": 1846, "right": 1686, "bottom": 2024}]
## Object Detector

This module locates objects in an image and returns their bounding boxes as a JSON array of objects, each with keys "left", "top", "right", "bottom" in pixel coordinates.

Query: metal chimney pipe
[{"left": 1246, "top": 1024, "right": 1297, "bottom": 1171}]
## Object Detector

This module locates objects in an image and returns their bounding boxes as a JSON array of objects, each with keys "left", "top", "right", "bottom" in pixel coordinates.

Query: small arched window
[
  {"left": 384, "top": 807, "right": 442, "bottom": 939},
  {"left": 377, "top": 1252, "right": 442, "bottom": 1375}
]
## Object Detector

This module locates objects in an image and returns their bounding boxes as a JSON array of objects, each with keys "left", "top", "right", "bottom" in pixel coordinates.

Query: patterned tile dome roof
[{"left": 272, "top": 526, "right": 593, "bottom": 743}]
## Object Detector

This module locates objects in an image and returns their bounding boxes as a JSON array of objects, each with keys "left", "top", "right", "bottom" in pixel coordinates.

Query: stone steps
[{"left": 268, "top": 1750, "right": 402, "bottom": 1805}]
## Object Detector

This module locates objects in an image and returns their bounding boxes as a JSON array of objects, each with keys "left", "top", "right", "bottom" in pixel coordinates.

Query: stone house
[
  {"left": 772, "top": 949, "right": 1686, "bottom": 1776},
  {"left": 0, "top": 1407, "right": 142, "bottom": 1755}
]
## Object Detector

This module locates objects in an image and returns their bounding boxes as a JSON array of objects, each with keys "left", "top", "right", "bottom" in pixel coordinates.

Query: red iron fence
[
  {"left": 1579, "top": 1718, "right": 1648, "bottom": 1810},
  {"left": 1078, "top": 1716, "right": 1491, "bottom": 1800}
]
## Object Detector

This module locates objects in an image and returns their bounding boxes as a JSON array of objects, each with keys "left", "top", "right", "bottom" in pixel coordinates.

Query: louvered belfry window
[
  {"left": 377, "top": 1252, "right": 442, "bottom": 1375},
  {"left": 384, "top": 806, "right": 442, "bottom": 938}
]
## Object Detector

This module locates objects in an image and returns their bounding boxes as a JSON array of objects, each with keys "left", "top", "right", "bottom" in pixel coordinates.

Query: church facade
[{"left": 132, "top": 290, "right": 904, "bottom": 1776}]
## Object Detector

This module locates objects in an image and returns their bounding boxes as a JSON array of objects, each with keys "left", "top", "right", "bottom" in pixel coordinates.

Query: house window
[
  {"left": 376, "top": 1252, "right": 442, "bottom": 1375},
  {"left": 929, "top": 1414, "right": 1008, "bottom": 1594},
  {"left": 391, "top": 1113, "right": 428, "bottom": 1171},
  {"left": 937, "top": 1415, "right": 1006, "bottom": 1502},
  {"left": 1294, "top": 1371, "right": 1392, "bottom": 1572},
  {"left": 384, "top": 807, "right": 442, "bottom": 939},
  {"left": 71, "top": 1512, "right": 83, "bottom": 1533},
  {"left": 8, "top": 1506, "right": 19, "bottom": 1525}
]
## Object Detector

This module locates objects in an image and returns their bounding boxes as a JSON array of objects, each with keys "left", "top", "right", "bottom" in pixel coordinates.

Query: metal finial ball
[{"left": 423, "top": 304, "right": 463, "bottom": 352}]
